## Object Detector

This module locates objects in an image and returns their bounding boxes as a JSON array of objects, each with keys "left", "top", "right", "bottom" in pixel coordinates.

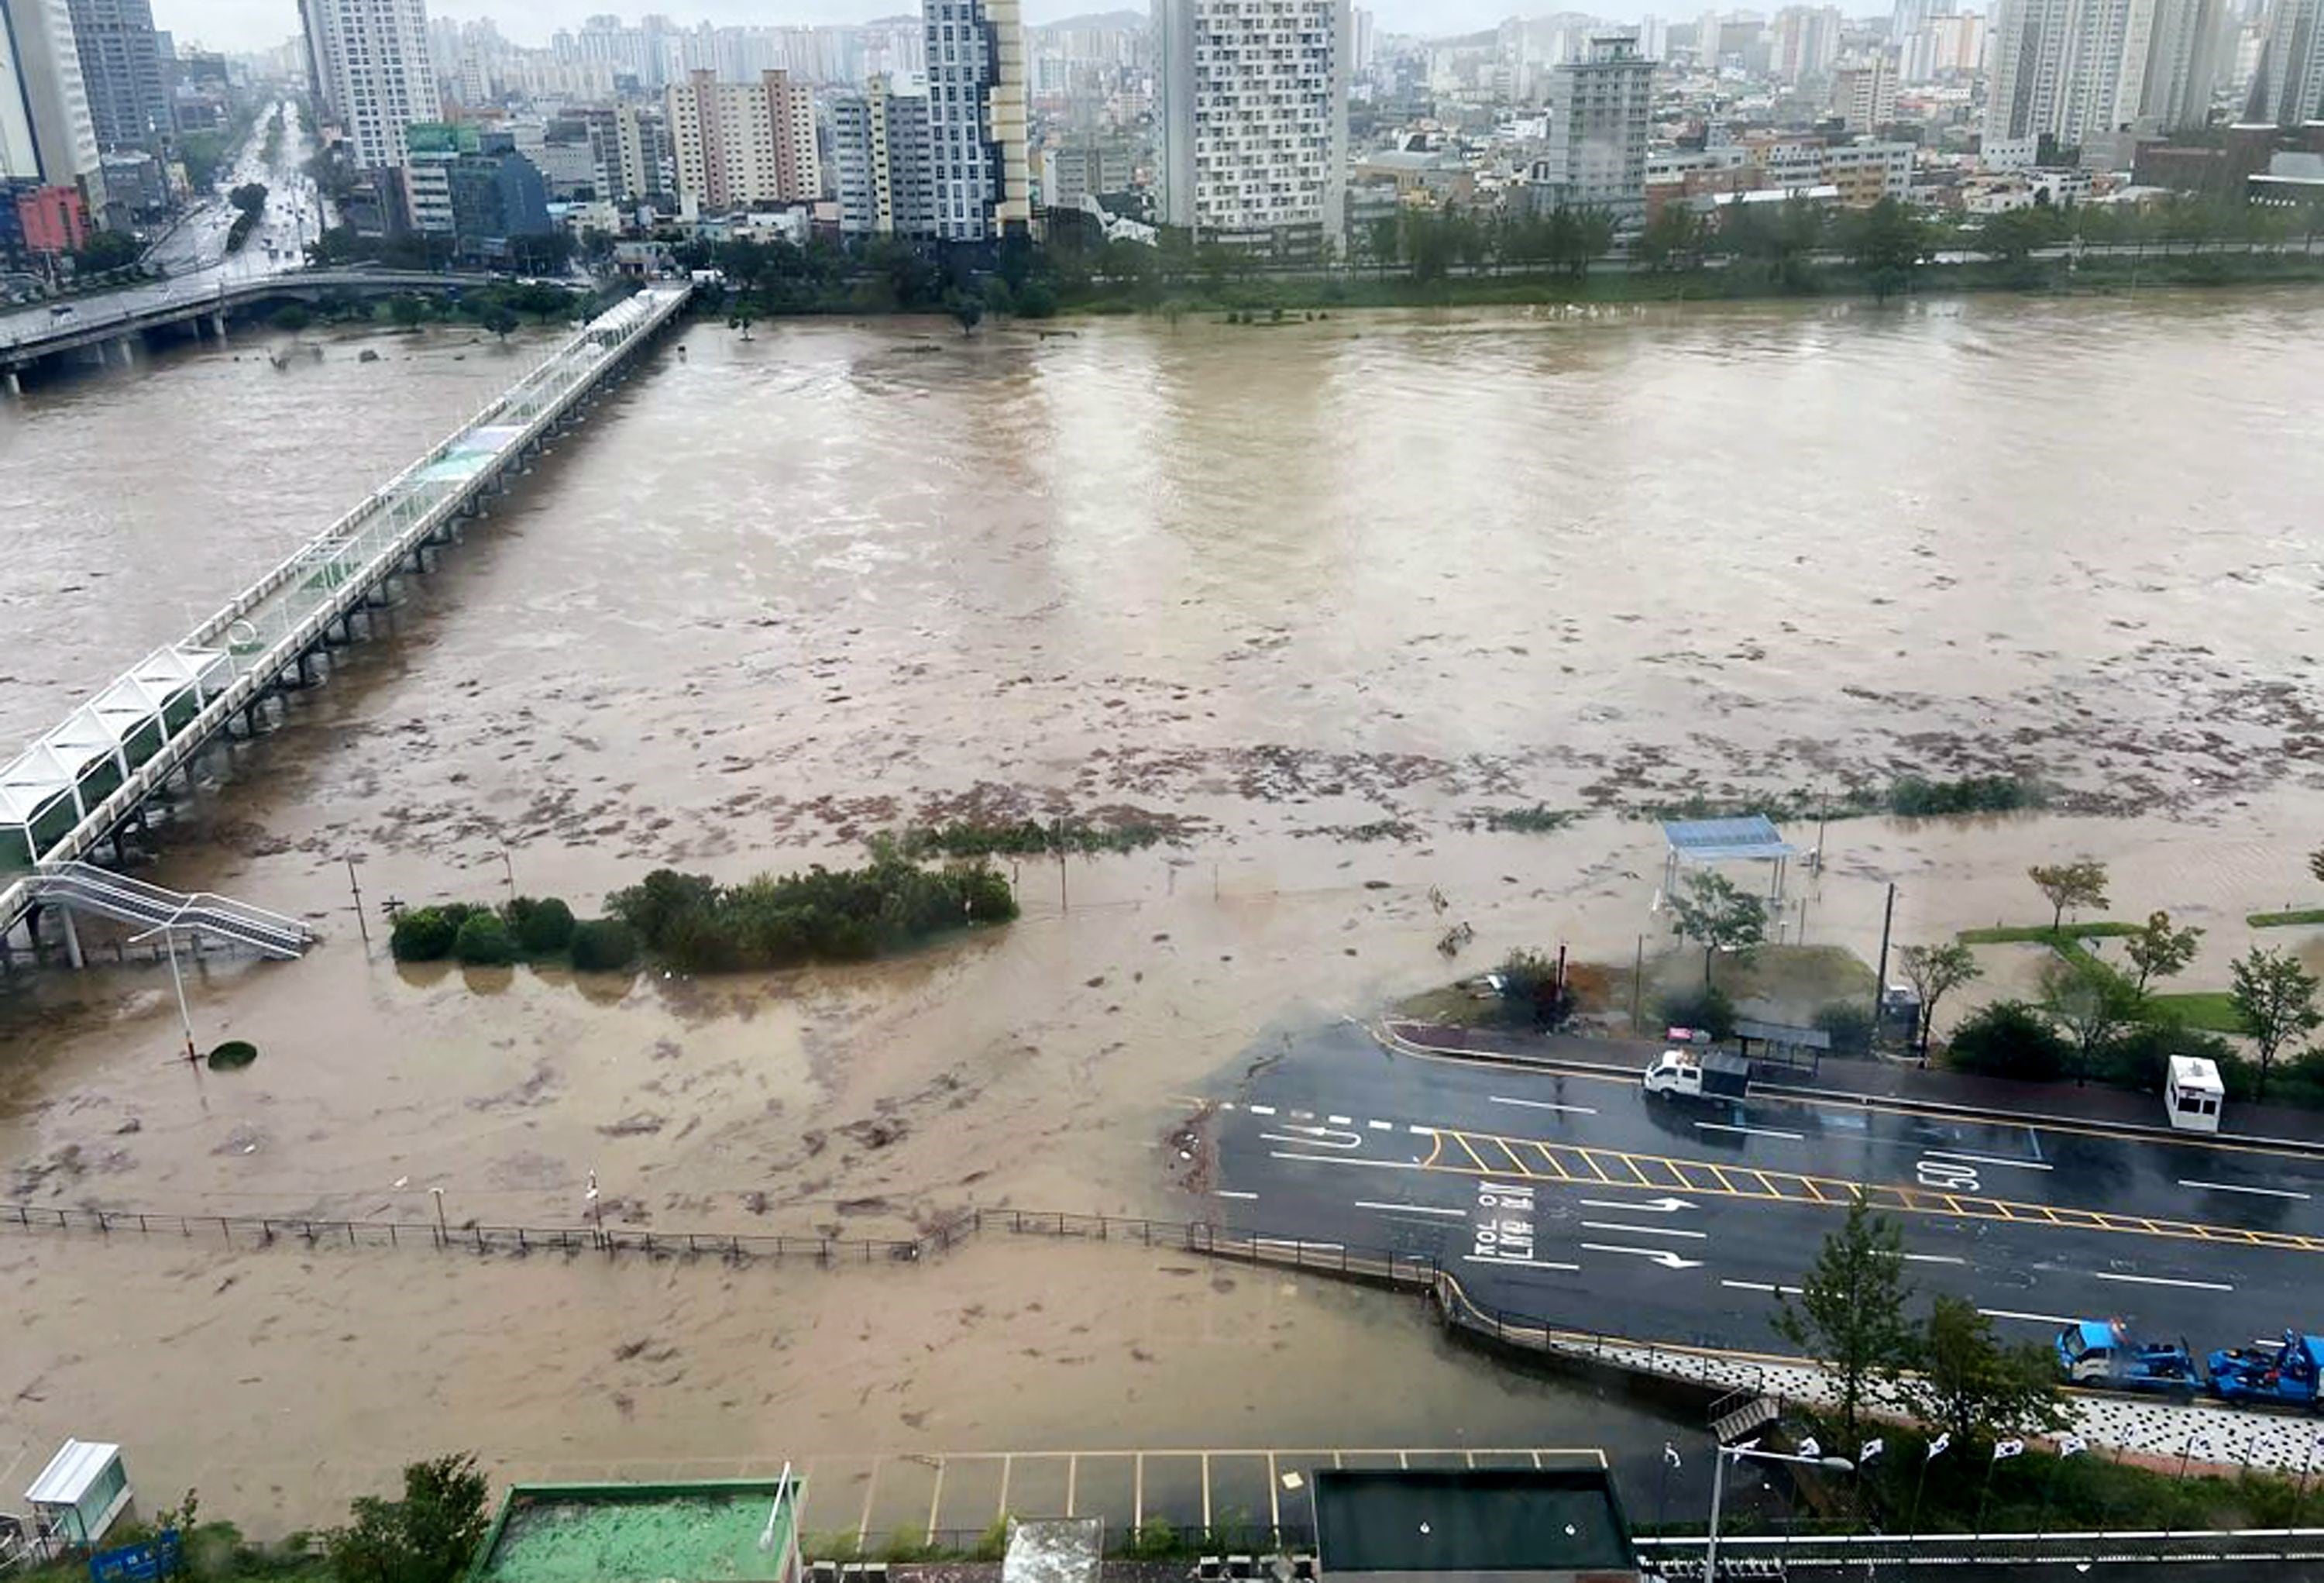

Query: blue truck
[
  {"left": 2055, "top": 1320, "right": 2202, "bottom": 1396},
  {"left": 2206, "top": 1331, "right": 2324, "bottom": 1410}
]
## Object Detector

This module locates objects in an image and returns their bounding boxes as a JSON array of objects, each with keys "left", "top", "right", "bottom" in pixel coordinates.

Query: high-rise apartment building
[
  {"left": 614, "top": 102, "right": 672, "bottom": 205},
  {"left": 66, "top": 0, "right": 167, "bottom": 147},
  {"left": 924, "top": 0, "right": 1030, "bottom": 241},
  {"left": 1830, "top": 52, "right": 1897, "bottom": 126},
  {"left": 300, "top": 0, "right": 442, "bottom": 170},
  {"left": 665, "top": 67, "right": 820, "bottom": 212},
  {"left": 0, "top": 0, "right": 102, "bottom": 192},
  {"left": 1039, "top": 138, "right": 1133, "bottom": 206},
  {"left": 2247, "top": 0, "right": 2324, "bottom": 122},
  {"left": 1985, "top": 0, "right": 2222, "bottom": 146},
  {"left": 1769, "top": 4, "right": 1843, "bottom": 78},
  {"left": 1540, "top": 33, "right": 1655, "bottom": 219},
  {"left": 1900, "top": 9, "right": 1987, "bottom": 79},
  {"left": 1154, "top": 0, "right": 1351, "bottom": 252},
  {"left": 832, "top": 74, "right": 936, "bottom": 236}
]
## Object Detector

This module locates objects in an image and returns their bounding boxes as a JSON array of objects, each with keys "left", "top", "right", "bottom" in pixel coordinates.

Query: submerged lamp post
[
  {"left": 130, "top": 919, "right": 200, "bottom": 1065},
  {"left": 1704, "top": 1440, "right": 1855, "bottom": 1581}
]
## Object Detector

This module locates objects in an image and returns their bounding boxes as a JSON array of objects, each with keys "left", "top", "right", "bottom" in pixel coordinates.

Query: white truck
[{"left": 1642, "top": 1048, "right": 1752, "bottom": 1101}]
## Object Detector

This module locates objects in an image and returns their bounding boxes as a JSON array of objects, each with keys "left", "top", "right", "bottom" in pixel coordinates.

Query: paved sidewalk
[{"left": 1386, "top": 1020, "right": 2324, "bottom": 1151}]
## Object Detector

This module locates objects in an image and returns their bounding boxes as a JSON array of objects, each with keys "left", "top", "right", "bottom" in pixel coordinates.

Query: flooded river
[{"left": 2, "top": 291, "right": 2322, "bottom": 1524}]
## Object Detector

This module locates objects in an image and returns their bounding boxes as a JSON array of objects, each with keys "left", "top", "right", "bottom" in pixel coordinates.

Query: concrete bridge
[
  {"left": 0, "top": 268, "right": 505, "bottom": 390},
  {"left": 0, "top": 281, "right": 693, "bottom": 966}
]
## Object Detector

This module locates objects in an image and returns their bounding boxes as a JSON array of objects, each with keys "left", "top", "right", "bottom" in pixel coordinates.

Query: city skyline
[{"left": 160, "top": 0, "right": 1680, "bottom": 56}]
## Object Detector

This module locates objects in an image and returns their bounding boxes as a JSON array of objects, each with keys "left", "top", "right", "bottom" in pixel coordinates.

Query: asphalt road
[
  {"left": 1202, "top": 1023, "right": 2324, "bottom": 1363},
  {"left": 0, "top": 99, "right": 322, "bottom": 349}
]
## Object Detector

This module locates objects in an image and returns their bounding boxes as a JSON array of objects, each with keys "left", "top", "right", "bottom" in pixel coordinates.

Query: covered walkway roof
[{"left": 1660, "top": 814, "right": 1795, "bottom": 864}]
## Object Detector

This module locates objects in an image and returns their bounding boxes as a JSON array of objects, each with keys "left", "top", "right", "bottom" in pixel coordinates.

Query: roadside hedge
[{"left": 608, "top": 859, "right": 1017, "bottom": 974}]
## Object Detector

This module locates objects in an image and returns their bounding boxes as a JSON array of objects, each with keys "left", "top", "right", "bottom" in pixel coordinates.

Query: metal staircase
[{"left": 30, "top": 862, "right": 314, "bottom": 960}]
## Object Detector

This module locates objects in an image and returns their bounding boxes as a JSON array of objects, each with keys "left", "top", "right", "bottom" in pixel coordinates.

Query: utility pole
[
  {"left": 1874, "top": 881, "right": 1897, "bottom": 1034},
  {"left": 346, "top": 857, "right": 370, "bottom": 949}
]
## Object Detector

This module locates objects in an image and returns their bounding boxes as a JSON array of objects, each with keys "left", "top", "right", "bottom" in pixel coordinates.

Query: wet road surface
[{"left": 1205, "top": 1024, "right": 2324, "bottom": 1356}]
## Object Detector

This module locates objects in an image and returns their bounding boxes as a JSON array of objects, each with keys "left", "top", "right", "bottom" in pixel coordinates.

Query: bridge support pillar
[
  {"left": 209, "top": 312, "right": 226, "bottom": 341},
  {"left": 59, "top": 905, "right": 84, "bottom": 971},
  {"left": 4, "top": 368, "right": 18, "bottom": 397}
]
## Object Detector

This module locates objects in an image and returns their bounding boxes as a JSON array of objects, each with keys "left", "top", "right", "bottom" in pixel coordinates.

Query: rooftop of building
[
  {"left": 1312, "top": 1467, "right": 1635, "bottom": 1580},
  {"left": 469, "top": 1480, "right": 802, "bottom": 1583}
]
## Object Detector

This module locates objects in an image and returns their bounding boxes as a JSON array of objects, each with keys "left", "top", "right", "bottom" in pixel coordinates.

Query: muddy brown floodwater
[{"left": 2, "top": 292, "right": 2322, "bottom": 1526}]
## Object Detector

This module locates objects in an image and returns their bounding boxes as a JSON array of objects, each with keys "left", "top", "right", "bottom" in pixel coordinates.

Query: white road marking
[
  {"left": 1580, "top": 1220, "right": 1709, "bottom": 1241},
  {"left": 1981, "top": 1309, "right": 2078, "bottom": 1326},
  {"left": 1926, "top": 1149, "right": 2053, "bottom": 1172},
  {"left": 1368, "top": 1120, "right": 1393, "bottom": 1130},
  {"left": 1268, "top": 1151, "right": 1426, "bottom": 1170},
  {"left": 1903, "top": 1253, "right": 1968, "bottom": 1265},
  {"left": 1260, "top": 1126, "right": 1363, "bottom": 1151},
  {"left": 2178, "top": 1179, "right": 2312, "bottom": 1200},
  {"left": 1694, "top": 1121, "right": 1805, "bottom": 1141},
  {"left": 1246, "top": 1105, "right": 1276, "bottom": 1117},
  {"left": 1578, "top": 1196, "right": 1697, "bottom": 1214},
  {"left": 1216, "top": 1190, "right": 1258, "bottom": 1201},
  {"left": 1463, "top": 1254, "right": 1583, "bottom": 1272},
  {"left": 1290, "top": 1110, "right": 1315, "bottom": 1121},
  {"left": 1328, "top": 1114, "right": 1353, "bottom": 1126},
  {"left": 1490, "top": 1095, "right": 1600, "bottom": 1116},
  {"left": 1578, "top": 1243, "right": 1704, "bottom": 1270},
  {"left": 1408, "top": 1124, "right": 1438, "bottom": 1136},
  {"left": 1355, "top": 1201, "right": 1466, "bottom": 1218},
  {"left": 1721, "top": 1279, "right": 1801, "bottom": 1296},
  {"left": 2092, "top": 1271, "right": 2234, "bottom": 1292}
]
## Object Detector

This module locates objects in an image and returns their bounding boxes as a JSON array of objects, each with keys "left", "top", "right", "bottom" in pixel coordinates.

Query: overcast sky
[{"left": 160, "top": 0, "right": 1614, "bottom": 57}]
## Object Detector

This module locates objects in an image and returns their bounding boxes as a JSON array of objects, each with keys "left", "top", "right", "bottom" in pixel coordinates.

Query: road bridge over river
[
  {"left": 0, "top": 281, "right": 692, "bottom": 963},
  {"left": 0, "top": 267, "right": 504, "bottom": 390}
]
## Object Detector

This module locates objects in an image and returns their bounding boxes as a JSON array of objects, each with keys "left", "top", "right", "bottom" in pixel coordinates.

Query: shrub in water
[
  {"left": 452, "top": 912, "right": 517, "bottom": 966},
  {"left": 568, "top": 917, "right": 640, "bottom": 972},
  {"left": 507, "top": 895, "right": 576, "bottom": 955},
  {"left": 207, "top": 1040, "right": 258, "bottom": 1070},
  {"left": 389, "top": 903, "right": 480, "bottom": 962}
]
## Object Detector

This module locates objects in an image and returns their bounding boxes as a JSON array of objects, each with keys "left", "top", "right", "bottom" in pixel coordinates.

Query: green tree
[
  {"left": 2041, "top": 955, "right": 2141, "bottom": 1080},
  {"left": 945, "top": 288, "right": 984, "bottom": 336},
  {"left": 1977, "top": 205, "right": 2064, "bottom": 265},
  {"left": 1775, "top": 1195, "right": 1914, "bottom": 1444},
  {"left": 1366, "top": 215, "right": 1401, "bottom": 277},
  {"left": 2230, "top": 946, "right": 2322, "bottom": 1100},
  {"left": 1495, "top": 948, "right": 1569, "bottom": 1028},
  {"left": 452, "top": 912, "right": 517, "bottom": 966},
  {"left": 2308, "top": 844, "right": 2324, "bottom": 889},
  {"left": 1897, "top": 942, "right": 1982, "bottom": 1053},
  {"left": 387, "top": 294, "right": 427, "bottom": 329},
  {"left": 1903, "top": 1296, "right": 2068, "bottom": 1447},
  {"left": 1839, "top": 198, "right": 1933, "bottom": 300},
  {"left": 2027, "top": 859, "right": 2109, "bottom": 931},
  {"left": 1668, "top": 869, "right": 1769, "bottom": 986},
  {"left": 2123, "top": 910, "right": 2202, "bottom": 993},
  {"left": 1945, "top": 1000, "right": 2070, "bottom": 1080},
  {"left": 1635, "top": 204, "right": 1708, "bottom": 272},
  {"left": 324, "top": 1455, "right": 491, "bottom": 1583},
  {"left": 478, "top": 305, "right": 520, "bottom": 339}
]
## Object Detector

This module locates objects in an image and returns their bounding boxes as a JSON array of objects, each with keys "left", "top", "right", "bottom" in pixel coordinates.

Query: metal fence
[{"left": 1636, "top": 1525, "right": 2324, "bottom": 1570}]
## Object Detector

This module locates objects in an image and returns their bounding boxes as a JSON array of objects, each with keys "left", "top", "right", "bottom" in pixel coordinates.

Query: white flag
[
  {"left": 1665, "top": 1443, "right": 1683, "bottom": 1470},
  {"left": 1927, "top": 1433, "right": 1951, "bottom": 1461},
  {"left": 2058, "top": 1436, "right": 2088, "bottom": 1458},
  {"left": 1994, "top": 1439, "right": 2025, "bottom": 1461},
  {"left": 1798, "top": 1437, "right": 1821, "bottom": 1460},
  {"left": 1859, "top": 1438, "right": 1886, "bottom": 1465}
]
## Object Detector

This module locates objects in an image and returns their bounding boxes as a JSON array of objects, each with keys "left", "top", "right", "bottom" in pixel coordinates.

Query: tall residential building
[
  {"left": 1985, "top": 0, "right": 2222, "bottom": 146},
  {"left": 665, "top": 67, "right": 820, "bottom": 212},
  {"left": 1039, "top": 137, "right": 1132, "bottom": 205},
  {"left": 1353, "top": 5, "right": 1375, "bottom": 72},
  {"left": 1830, "top": 52, "right": 1897, "bottom": 126},
  {"left": 1901, "top": 9, "right": 1987, "bottom": 78},
  {"left": 300, "top": 0, "right": 441, "bottom": 169},
  {"left": 2247, "top": 0, "right": 2324, "bottom": 122},
  {"left": 1154, "top": 0, "right": 1351, "bottom": 251},
  {"left": 614, "top": 102, "right": 672, "bottom": 205},
  {"left": 832, "top": 74, "right": 936, "bottom": 236},
  {"left": 1769, "top": 4, "right": 1844, "bottom": 78},
  {"left": 0, "top": 0, "right": 102, "bottom": 192},
  {"left": 1540, "top": 33, "right": 1655, "bottom": 219},
  {"left": 924, "top": 0, "right": 1030, "bottom": 241},
  {"left": 66, "top": 0, "right": 167, "bottom": 147}
]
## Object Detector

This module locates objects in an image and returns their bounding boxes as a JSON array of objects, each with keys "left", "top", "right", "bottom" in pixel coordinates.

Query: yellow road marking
[{"left": 1415, "top": 1126, "right": 2324, "bottom": 1257}]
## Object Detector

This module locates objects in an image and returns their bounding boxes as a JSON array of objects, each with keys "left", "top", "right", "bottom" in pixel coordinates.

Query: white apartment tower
[
  {"left": 1155, "top": 0, "right": 1352, "bottom": 252},
  {"left": 833, "top": 74, "right": 937, "bottom": 237},
  {"left": 1985, "top": 0, "right": 2222, "bottom": 148},
  {"left": 1, "top": 0, "right": 101, "bottom": 190},
  {"left": 665, "top": 67, "right": 820, "bottom": 213},
  {"left": 1831, "top": 52, "right": 1898, "bottom": 126},
  {"left": 300, "top": 0, "right": 442, "bottom": 169},
  {"left": 1541, "top": 33, "right": 1655, "bottom": 220},
  {"left": 924, "top": 0, "right": 1030, "bottom": 242},
  {"left": 2247, "top": 0, "right": 2324, "bottom": 122}
]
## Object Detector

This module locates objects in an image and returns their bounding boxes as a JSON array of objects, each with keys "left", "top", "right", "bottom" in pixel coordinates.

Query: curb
[{"left": 1374, "top": 1022, "right": 2324, "bottom": 1159}]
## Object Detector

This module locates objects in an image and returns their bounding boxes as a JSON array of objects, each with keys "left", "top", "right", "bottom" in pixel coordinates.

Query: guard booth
[
  {"left": 2166, "top": 1055, "right": 2224, "bottom": 1134},
  {"left": 23, "top": 1440, "right": 132, "bottom": 1547}
]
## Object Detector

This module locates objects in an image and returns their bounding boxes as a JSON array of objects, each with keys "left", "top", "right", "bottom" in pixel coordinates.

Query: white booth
[
  {"left": 24, "top": 1440, "right": 132, "bottom": 1547},
  {"left": 2166, "top": 1055, "right": 2225, "bottom": 1134}
]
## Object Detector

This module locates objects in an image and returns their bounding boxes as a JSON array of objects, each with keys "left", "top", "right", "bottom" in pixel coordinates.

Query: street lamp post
[
  {"left": 130, "top": 921, "right": 199, "bottom": 1064},
  {"left": 1704, "top": 1443, "right": 1855, "bottom": 1582}
]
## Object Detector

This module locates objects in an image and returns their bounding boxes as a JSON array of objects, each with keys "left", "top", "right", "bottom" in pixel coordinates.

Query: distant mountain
[{"left": 1030, "top": 10, "right": 1148, "bottom": 32}]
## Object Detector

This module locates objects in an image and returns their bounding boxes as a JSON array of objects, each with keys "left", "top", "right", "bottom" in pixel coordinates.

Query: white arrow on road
[
  {"left": 1580, "top": 1242, "right": 1705, "bottom": 1270},
  {"left": 1577, "top": 1197, "right": 1697, "bottom": 1213}
]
